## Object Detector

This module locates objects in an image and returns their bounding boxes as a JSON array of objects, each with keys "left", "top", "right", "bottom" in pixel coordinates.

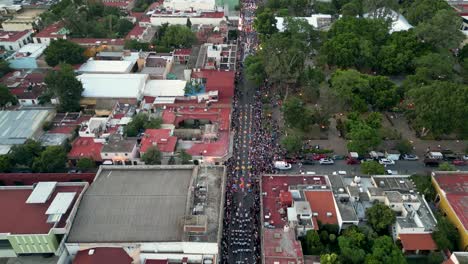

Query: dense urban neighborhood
[{"left": 0, "top": 0, "right": 466, "bottom": 263}]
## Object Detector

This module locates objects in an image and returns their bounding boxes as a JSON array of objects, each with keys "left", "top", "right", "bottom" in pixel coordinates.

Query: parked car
[
  {"left": 386, "top": 170, "right": 398, "bottom": 175},
  {"left": 319, "top": 158, "right": 334, "bottom": 165},
  {"left": 346, "top": 158, "right": 360, "bottom": 165},
  {"left": 462, "top": 154, "right": 468, "bottom": 161},
  {"left": 379, "top": 158, "right": 395, "bottom": 165},
  {"left": 332, "top": 155, "right": 345, "bottom": 160},
  {"left": 312, "top": 154, "right": 329, "bottom": 160},
  {"left": 274, "top": 161, "right": 292, "bottom": 170},
  {"left": 284, "top": 158, "right": 298, "bottom": 164},
  {"left": 301, "top": 159, "right": 315, "bottom": 165},
  {"left": 402, "top": 154, "right": 419, "bottom": 161},
  {"left": 452, "top": 159, "right": 466, "bottom": 166}
]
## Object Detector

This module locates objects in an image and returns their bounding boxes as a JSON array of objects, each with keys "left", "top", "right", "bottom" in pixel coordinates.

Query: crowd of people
[{"left": 220, "top": 0, "right": 284, "bottom": 262}]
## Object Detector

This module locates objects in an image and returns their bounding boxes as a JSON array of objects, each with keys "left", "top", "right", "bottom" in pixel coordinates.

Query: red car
[
  {"left": 312, "top": 154, "right": 328, "bottom": 161},
  {"left": 452, "top": 160, "right": 466, "bottom": 166},
  {"left": 346, "top": 158, "right": 360, "bottom": 165}
]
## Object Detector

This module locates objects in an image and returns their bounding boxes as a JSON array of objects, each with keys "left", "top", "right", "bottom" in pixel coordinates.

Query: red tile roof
[
  {"left": 102, "top": 1, "right": 131, "bottom": 7},
  {"left": 191, "top": 70, "right": 235, "bottom": 99},
  {"left": 68, "top": 137, "right": 103, "bottom": 161},
  {"left": 140, "top": 129, "right": 177, "bottom": 154},
  {"left": 0, "top": 173, "right": 96, "bottom": 185},
  {"left": 35, "top": 22, "right": 66, "bottom": 39},
  {"left": 433, "top": 172, "right": 468, "bottom": 230},
  {"left": 73, "top": 248, "right": 132, "bottom": 264},
  {"left": 185, "top": 131, "right": 229, "bottom": 158},
  {"left": 304, "top": 191, "right": 338, "bottom": 225},
  {"left": 69, "top": 38, "right": 125, "bottom": 46},
  {"left": 201, "top": 11, "right": 225, "bottom": 18},
  {"left": 129, "top": 12, "right": 145, "bottom": 21},
  {"left": 0, "top": 185, "right": 84, "bottom": 234},
  {"left": 261, "top": 175, "right": 328, "bottom": 229},
  {"left": 399, "top": 233, "right": 437, "bottom": 251},
  {"left": 0, "top": 30, "right": 31, "bottom": 42},
  {"left": 1, "top": 71, "right": 46, "bottom": 100},
  {"left": 162, "top": 110, "right": 176, "bottom": 124},
  {"left": 263, "top": 228, "right": 304, "bottom": 264},
  {"left": 126, "top": 24, "right": 146, "bottom": 39},
  {"left": 173, "top": 48, "right": 191, "bottom": 56},
  {"left": 144, "top": 96, "right": 156, "bottom": 104}
]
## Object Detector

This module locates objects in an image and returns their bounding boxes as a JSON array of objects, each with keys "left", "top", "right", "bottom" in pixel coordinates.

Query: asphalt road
[{"left": 283, "top": 160, "right": 468, "bottom": 176}]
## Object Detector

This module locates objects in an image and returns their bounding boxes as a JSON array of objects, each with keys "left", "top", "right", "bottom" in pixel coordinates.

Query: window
[
  {"left": 37, "top": 38, "right": 41, "bottom": 44},
  {"left": 125, "top": 153, "right": 128, "bottom": 156},
  {"left": 104, "top": 153, "right": 108, "bottom": 156},
  {"left": 9, "top": 46, "right": 13, "bottom": 50},
  {"left": 23, "top": 39, "right": 26, "bottom": 45}
]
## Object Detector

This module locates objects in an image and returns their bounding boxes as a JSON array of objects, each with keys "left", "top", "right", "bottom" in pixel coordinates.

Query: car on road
[
  {"left": 274, "top": 161, "right": 292, "bottom": 170},
  {"left": 452, "top": 159, "right": 466, "bottom": 166},
  {"left": 312, "top": 154, "right": 329, "bottom": 160},
  {"left": 379, "top": 158, "right": 395, "bottom": 165},
  {"left": 386, "top": 170, "right": 398, "bottom": 175},
  {"left": 402, "top": 154, "right": 419, "bottom": 161},
  {"left": 346, "top": 158, "right": 360, "bottom": 165},
  {"left": 284, "top": 158, "right": 299, "bottom": 164},
  {"left": 332, "top": 155, "right": 345, "bottom": 160},
  {"left": 300, "top": 159, "right": 315, "bottom": 165},
  {"left": 462, "top": 154, "right": 468, "bottom": 161},
  {"left": 319, "top": 158, "right": 334, "bottom": 165}
]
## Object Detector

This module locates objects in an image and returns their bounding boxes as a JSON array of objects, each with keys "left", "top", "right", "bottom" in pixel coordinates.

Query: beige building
[{"left": 1, "top": 9, "right": 45, "bottom": 31}]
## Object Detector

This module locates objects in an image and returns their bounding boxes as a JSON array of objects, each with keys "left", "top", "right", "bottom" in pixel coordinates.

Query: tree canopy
[
  {"left": 432, "top": 214, "right": 460, "bottom": 251},
  {"left": 365, "top": 236, "right": 407, "bottom": 264},
  {"left": 0, "top": 84, "right": 17, "bottom": 108},
  {"left": 253, "top": 8, "right": 278, "bottom": 36},
  {"left": 142, "top": 146, "right": 162, "bottom": 165},
  {"left": 281, "top": 133, "right": 302, "bottom": 153},
  {"left": 365, "top": 203, "right": 396, "bottom": 234},
  {"left": 244, "top": 54, "right": 266, "bottom": 85},
  {"left": 44, "top": 39, "right": 86, "bottom": 67},
  {"left": 361, "top": 160, "right": 385, "bottom": 175},
  {"left": 77, "top": 157, "right": 96, "bottom": 171},
  {"left": 125, "top": 113, "right": 162, "bottom": 137},
  {"left": 45, "top": 64, "right": 84, "bottom": 112},
  {"left": 32, "top": 146, "right": 67, "bottom": 172},
  {"left": 9, "top": 139, "right": 42, "bottom": 168},
  {"left": 158, "top": 25, "right": 197, "bottom": 49}
]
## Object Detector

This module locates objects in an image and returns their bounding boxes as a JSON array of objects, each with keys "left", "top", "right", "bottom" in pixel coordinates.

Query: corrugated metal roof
[{"left": 0, "top": 110, "right": 51, "bottom": 145}]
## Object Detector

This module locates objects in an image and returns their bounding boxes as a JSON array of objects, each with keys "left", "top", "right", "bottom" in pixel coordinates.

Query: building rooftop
[
  {"left": 0, "top": 110, "right": 51, "bottom": 146},
  {"left": 0, "top": 183, "right": 85, "bottom": 235},
  {"left": 73, "top": 247, "right": 133, "bottom": 264},
  {"left": 35, "top": 22, "right": 68, "bottom": 39},
  {"left": 101, "top": 135, "right": 136, "bottom": 154},
  {"left": 68, "top": 137, "right": 104, "bottom": 161},
  {"left": 191, "top": 70, "right": 234, "bottom": 99},
  {"left": 372, "top": 175, "right": 415, "bottom": 193},
  {"left": 0, "top": 173, "right": 96, "bottom": 185},
  {"left": 12, "top": 43, "right": 46, "bottom": 58},
  {"left": 432, "top": 171, "right": 468, "bottom": 230},
  {"left": 77, "top": 73, "right": 148, "bottom": 99},
  {"left": 77, "top": 60, "right": 135, "bottom": 74},
  {"left": 140, "top": 129, "right": 177, "bottom": 153},
  {"left": 263, "top": 228, "right": 304, "bottom": 264},
  {"left": 0, "top": 30, "right": 30, "bottom": 42},
  {"left": 304, "top": 190, "right": 338, "bottom": 225},
  {"left": 67, "top": 166, "right": 224, "bottom": 243},
  {"left": 399, "top": 233, "right": 437, "bottom": 251},
  {"left": 335, "top": 200, "right": 358, "bottom": 222},
  {"left": 1, "top": 70, "right": 46, "bottom": 100},
  {"left": 69, "top": 38, "right": 125, "bottom": 46},
  {"left": 143, "top": 80, "right": 187, "bottom": 97}
]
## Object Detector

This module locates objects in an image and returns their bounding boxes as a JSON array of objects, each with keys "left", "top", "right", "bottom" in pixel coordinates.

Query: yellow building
[{"left": 432, "top": 171, "right": 468, "bottom": 251}]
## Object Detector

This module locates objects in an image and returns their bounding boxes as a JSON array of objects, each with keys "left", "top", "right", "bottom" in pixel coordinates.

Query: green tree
[
  {"left": 76, "top": 157, "right": 95, "bottom": 171},
  {"left": 347, "top": 120, "right": 381, "bottom": 154},
  {"left": 45, "top": 64, "right": 84, "bottom": 112},
  {"left": 414, "top": 9, "right": 464, "bottom": 51},
  {"left": 413, "top": 52, "right": 456, "bottom": 82},
  {"left": 141, "top": 146, "right": 162, "bottom": 165},
  {"left": 32, "top": 146, "right": 67, "bottom": 172},
  {"left": 410, "top": 174, "right": 436, "bottom": 201},
  {"left": 303, "top": 230, "right": 323, "bottom": 255},
  {"left": 341, "top": 0, "right": 362, "bottom": 17},
  {"left": 244, "top": 54, "right": 266, "bottom": 85},
  {"left": 0, "top": 59, "right": 11, "bottom": 78},
  {"left": 361, "top": 160, "right": 385, "bottom": 175},
  {"left": 365, "top": 236, "right": 406, "bottom": 264},
  {"left": 320, "top": 253, "right": 341, "bottom": 264},
  {"left": 405, "top": 0, "right": 451, "bottom": 25},
  {"left": 330, "top": 69, "right": 369, "bottom": 112},
  {"left": 253, "top": 8, "right": 277, "bottom": 36},
  {"left": 179, "top": 150, "right": 192, "bottom": 164},
  {"left": 0, "top": 84, "right": 17, "bottom": 107},
  {"left": 159, "top": 25, "right": 197, "bottom": 49},
  {"left": 124, "top": 113, "right": 162, "bottom": 137},
  {"left": 338, "top": 227, "right": 367, "bottom": 264},
  {"left": 44, "top": 39, "right": 86, "bottom": 67},
  {"left": 433, "top": 214, "right": 460, "bottom": 251},
  {"left": 0, "top": 155, "right": 12, "bottom": 172},
  {"left": 124, "top": 39, "right": 151, "bottom": 51},
  {"left": 439, "top": 162, "right": 456, "bottom": 171},
  {"left": 406, "top": 81, "right": 468, "bottom": 137},
  {"left": 281, "top": 134, "right": 302, "bottom": 153},
  {"left": 395, "top": 139, "right": 413, "bottom": 154},
  {"left": 365, "top": 203, "right": 396, "bottom": 234},
  {"left": 282, "top": 96, "right": 312, "bottom": 130},
  {"left": 116, "top": 19, "right": 134, "bottom": 38},
  {"left": 9, "top": 139, "right": 42, "bottom": 167}
]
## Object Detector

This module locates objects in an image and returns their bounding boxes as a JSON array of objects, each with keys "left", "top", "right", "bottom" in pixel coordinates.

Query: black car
[{"left": 301, "top": 159, "right": 315, "bottom": 165}]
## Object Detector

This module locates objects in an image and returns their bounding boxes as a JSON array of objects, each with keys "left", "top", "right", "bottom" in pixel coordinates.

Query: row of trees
[
  {"left": 0, "top": 140, "right": 68, "bottom": 173},
  {"left": 41, "top": 0, "right": 134, "bottom": 38}
]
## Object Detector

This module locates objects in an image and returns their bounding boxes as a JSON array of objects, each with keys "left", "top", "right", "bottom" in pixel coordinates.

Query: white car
[
  {"left": 319, "top": 158, "right": 334, "bottom": 165},
  {"left": 274, "top": 161, "right": 292, "bottom": 170},
  {"left": 379, "top": 158, "right": 395, "bottom": 165},
  {"left": 402, "top": 154, "right": 419, "bottom": 161}
]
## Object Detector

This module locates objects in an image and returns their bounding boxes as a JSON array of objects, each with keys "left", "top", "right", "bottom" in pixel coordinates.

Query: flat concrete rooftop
[{"left": 67, "top": 165, "right": 224, "bottom": 243}]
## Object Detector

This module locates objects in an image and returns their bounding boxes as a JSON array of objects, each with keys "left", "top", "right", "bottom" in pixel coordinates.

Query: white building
[
  {"left": 150, "top": 11, "right": 226, "bottom": 26},
  {"left": 144, "top": 80, "right": 187, "bottom": 97},
  {"left": 77, "top": 60, "right": 135, "bottom": 74},
  {"left": 275, "top": 14, "right": 332, "bottom": 31},
  {"left": 0, "top": 30, "right": 32, "bottom": 51},
  {"left": 77, "top": 73, "right": 148, "bottom": 99},
  {"left": 162, "top": 0, "right": 217, "bottom": 12}
]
